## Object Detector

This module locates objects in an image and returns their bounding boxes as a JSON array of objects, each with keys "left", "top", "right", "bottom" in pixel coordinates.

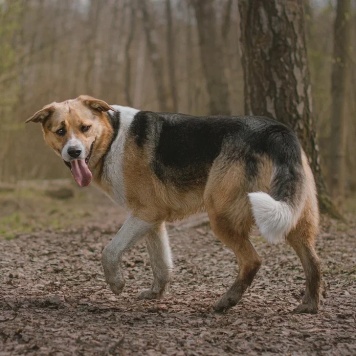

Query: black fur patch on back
[
  {"left": 245, "top": 152, "right": 259, "bottom": 178},
  {"left": 156, "top": 114, "right": 242, "bottom": 166},
  {"left": 243, "top": 117, "right": 302, "bottom": 166},
  {"left": 128, "top": 111, "right": 303, "bottom": 192},
  {"left": 153, "top": 113, "right": 245, "bottom": 187},
  {"left": 242, "top": 117, "right": 303, "bottom": 202},
  {"left": 129, "top": 112, "right": 150, "bottom": 148}
]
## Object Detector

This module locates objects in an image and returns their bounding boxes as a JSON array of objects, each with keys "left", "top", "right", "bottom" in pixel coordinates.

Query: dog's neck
[
  {"left": 89, "top": 106, "right": 139, "bottom": 204},
  {"left": 89, "top": 111, "right": 118, "bottom": 184}
]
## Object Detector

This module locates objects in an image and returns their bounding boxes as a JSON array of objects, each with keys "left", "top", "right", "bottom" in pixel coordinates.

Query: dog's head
[{"left": 26, "top": 95, "right": 115, "bottom": 187}]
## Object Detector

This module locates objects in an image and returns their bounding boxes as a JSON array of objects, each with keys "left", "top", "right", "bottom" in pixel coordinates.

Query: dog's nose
[{"left": 67, "top": 147, "right": 82, "bottom": 158}]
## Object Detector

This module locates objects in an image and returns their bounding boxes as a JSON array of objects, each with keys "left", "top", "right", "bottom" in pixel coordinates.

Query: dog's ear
[
  {"left": 78, "top": 95, "right": 115, "bottom": 112},
  {"left": 25, "top": 104, "right": 56, "bottom": 124}
]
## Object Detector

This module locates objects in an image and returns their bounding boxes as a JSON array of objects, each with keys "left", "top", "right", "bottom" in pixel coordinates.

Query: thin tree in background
[
  {"left": 165, "top": 0, "right": 178, "bottom": 111},
  {"left": 83, "top": 0, "right": 102, "bottom": 91},
  {"left": 185, "top": 2, "right": 194, "bottom": 113},
  {"left": 329, "top": 0, "right": 351, "bottom": 207},
  {"left": 138, "top": 0, "right": 169, "bottom": 111},
  {"left": 192, "top": 0, "right": 230, "bottom": 115},
  {"left": 221, "top": 0, "right": 233, "bottom": 43},
  {"left": 238, "top": 0, "right": 341, "bottom": 219},
  {"left": 0, "top": 0, "right": 23, "bottom": 181},
  {"left": 124, "top": 2, "right": 137, "bottom": 107}
]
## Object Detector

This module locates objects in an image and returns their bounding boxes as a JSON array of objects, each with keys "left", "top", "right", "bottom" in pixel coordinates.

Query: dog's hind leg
[
  {"left": 102, "top": 216, "right": 152, "bottom": 295},
  {"left": 138, "top": 222, "right": 173, "bottom": 300},
  {"left": 208, "top": 210, "right": 261, "bottom": 313},
  {"left": 204, "top": 162, "right": 262, "bottom": 312},
  {"left": 287, "top": 204, "right": 321, "bottom": 314}
]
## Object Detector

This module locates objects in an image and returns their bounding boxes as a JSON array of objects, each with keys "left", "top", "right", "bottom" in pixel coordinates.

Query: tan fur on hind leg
[
  {"left": 204, "top": 161, "right": 262, "bottom": 312},
  {"left": 209, "top": 211, "right": 261, "bottom": 312},
  {"left": 287, "top": 197, "right": 321, "bottom": 314},
  {"left": 205, "top": 181, "right": 261, "bottom": 312}
]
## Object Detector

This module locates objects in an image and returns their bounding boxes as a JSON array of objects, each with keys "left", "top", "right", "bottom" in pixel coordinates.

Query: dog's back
[{"left": 120, "top": 111, "right": 314, "bottom": 240}]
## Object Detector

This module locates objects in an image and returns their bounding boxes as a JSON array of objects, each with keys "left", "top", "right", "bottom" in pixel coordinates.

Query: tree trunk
[
  {"left": 185, "top": 2, "right": 194, "bottom": 113},
  {"left": 192, "top": 0, "right": 230, "bottom": 115},
  {"left": 124, "top": 2, "right": 136, "bottom": 107},
  {"left": 238, "top": 0, "right": 342, "bottom": 219},
  {"left": 100, "top": 0, "right": 125, "bottom": 104},
  {"left": 83, "top": 0, "right": 102, "bottom": 92},
  {"left": 221, "top": 0, "right": 233, "bottom": 43},
  {"left": 133, "top": 37, "right": 146, "bottom": 108},
  {"left": 138, "top": 0, "right": 168, "bottom": 111},
  {"left": 328, "top": 0, "right": 351, "bottom": 206},
  {"left": 165, "top": 0, "right": 178, "bottom": 111}
]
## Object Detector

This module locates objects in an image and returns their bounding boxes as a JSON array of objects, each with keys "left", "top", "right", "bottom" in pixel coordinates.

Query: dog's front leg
[
  {"left": 138, "top": 223, "right": 173, "bottom": 300},
  {"left": 102, "top": 216, "right": 152, "bottom": 295}
]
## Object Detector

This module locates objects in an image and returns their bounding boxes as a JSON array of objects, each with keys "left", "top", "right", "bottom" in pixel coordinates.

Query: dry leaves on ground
[{"left": 0, "top": 214, "right": 355, "bottom": 355}]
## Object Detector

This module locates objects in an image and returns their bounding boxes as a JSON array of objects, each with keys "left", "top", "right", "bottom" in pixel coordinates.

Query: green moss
[{"left": 0, "top": 182, "right": 110, "bottom": 239}]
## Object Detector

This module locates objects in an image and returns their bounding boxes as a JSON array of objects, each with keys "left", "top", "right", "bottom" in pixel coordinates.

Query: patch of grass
[
  {"left": 0, "top": 212, "right": 34, "bottom": 239},
  {"left": 0, "top": 180, "right": 118, "bottom": 239},
  {"left": 0, "top": 186, "right": 63, "bottom": 237}
]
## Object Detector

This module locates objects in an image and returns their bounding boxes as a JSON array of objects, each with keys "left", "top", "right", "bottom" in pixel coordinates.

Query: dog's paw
[
  {"left": 293, "top": 302, "right": 318, "bottom": 314},
  {"left": 137, "top": 289, "right": 162, "bottom": 300},
  {"left": 213, "top": 295, "right": 238, "bottom": 313},
  {"left": 107, "top": 279, "right": 125, "bottom": 295}
]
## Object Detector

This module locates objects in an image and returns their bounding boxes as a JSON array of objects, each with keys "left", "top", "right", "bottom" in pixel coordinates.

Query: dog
[{"left": 26, "top": 95, "right": 321, "bottom": 313}]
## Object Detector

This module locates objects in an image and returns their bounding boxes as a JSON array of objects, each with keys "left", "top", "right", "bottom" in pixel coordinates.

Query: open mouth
[
  {"left": 85, "top": 140, "right": 94, "bottom": 164},
  {"left": 63, "top": 141, "right": 95, "bottom": 187}
]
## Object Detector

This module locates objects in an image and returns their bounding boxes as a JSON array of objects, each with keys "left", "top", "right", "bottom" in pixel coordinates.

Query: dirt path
[{"left": 1, "top": 214, "right": 355, "bottom": 355}]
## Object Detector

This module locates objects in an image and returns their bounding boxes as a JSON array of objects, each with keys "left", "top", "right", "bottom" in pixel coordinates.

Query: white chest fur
[{"left": 101, "top": 105, "right": 139, "bottom": 207}]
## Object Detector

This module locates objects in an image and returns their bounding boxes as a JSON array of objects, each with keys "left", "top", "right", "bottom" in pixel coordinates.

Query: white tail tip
[{"left": 248, "top": 192, "right": 294, "bottom": 244}]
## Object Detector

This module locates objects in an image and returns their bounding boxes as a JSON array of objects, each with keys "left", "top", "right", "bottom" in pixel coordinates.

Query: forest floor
[{"left": 0, "top": 181, "right": 355, "bottom": 355}]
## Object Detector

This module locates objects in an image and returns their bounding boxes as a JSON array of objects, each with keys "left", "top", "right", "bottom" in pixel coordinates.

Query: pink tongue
[{"left": 70, "top": 160, "right": 92, "bottom": 187}]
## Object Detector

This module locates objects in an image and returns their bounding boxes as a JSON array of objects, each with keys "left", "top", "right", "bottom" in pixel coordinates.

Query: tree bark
[
  {"left": 221, "top": 0, "right": 233, "bottom": 43},
  {"left": 133, "top": 37, "right": 146, "bottom": 108},
  {"left": 185, "top": 2, "right": 194, "bottom": 113},
  {"left": 124, "top": 2, "right": 136, "bottom": 106},
  {"left": 238, "top": 0, "right": 342, "bottom": 219},
  {"left": 138, "top": 0, "right": 169, "bottom": 111},
  {"left": 83, "top": 0, "right": 102, "bottom": 92},
  {"left": 165, "top": 0, "right": 178, "bottom": 111},
  {"left": 192, "top": 0, "right": 230, "bottom": 115},
  {"left": 328, "top": 0, "right": 351, "bottom": 206}
]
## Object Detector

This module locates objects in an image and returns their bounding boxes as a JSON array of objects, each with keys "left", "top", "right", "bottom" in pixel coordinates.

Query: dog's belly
[{"left": 124, "top": 176, "right": 206, "bottom": 222}]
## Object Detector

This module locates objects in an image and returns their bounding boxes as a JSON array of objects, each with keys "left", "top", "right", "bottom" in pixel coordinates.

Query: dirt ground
[{"left": 1, "top": 184, "right": 356, "bottom": 355}]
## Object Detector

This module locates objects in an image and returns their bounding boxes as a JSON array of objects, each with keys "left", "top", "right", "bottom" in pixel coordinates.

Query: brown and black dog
[{"left": 27, "top": 95, "right": 321, "bottom": 313}]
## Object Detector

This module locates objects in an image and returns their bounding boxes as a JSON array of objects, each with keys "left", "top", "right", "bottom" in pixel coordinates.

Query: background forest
[
  {"left": 0, "top": 0, "right": 355, "bottom": 212},
  {"left": 1, "top": 2, "right": 356, "bottom": 354}
]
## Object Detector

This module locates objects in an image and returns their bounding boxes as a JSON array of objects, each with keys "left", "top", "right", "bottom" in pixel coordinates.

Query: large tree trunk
[
  {"left": 238, "top": 0, "right": 341, "bottom": 219},
  {"left": 328, "top": 0, "right": 351, "bottom": 207},
  {"left": 192, "top": 0, "right": 230, "bottom": 115}
]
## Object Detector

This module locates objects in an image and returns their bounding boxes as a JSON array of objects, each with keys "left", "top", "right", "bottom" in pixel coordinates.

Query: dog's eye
[
  {"left": 81, "top": 125, "right": 91, "bottom": 133},
  {"left": 56, "top": 128, "right": 66, "bottom": 136}
]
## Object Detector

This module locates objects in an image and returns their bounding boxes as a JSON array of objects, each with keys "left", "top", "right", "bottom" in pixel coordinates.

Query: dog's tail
[{"left": 248, "top": 138, "right": 307, "bottom": 244}]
